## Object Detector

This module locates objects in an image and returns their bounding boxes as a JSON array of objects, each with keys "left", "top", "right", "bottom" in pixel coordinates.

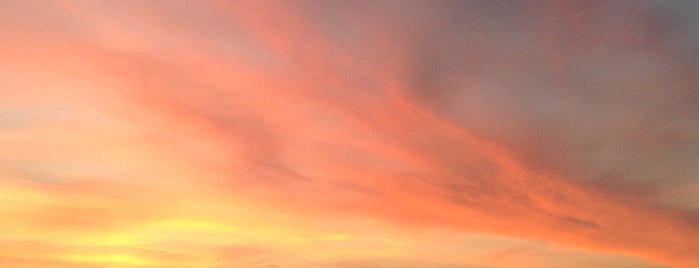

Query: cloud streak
[{"left": 1, "top": 1, "right": 698, "bottom": 267}]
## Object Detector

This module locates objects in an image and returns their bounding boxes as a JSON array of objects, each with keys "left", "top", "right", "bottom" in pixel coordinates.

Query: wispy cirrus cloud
[{"left": 1, "top": 1, "right": 697, "bottom": 267}]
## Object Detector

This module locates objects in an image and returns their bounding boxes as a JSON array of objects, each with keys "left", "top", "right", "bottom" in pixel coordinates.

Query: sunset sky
[{"left": 1, "top": 1, "right": 699, "bottom": 267}]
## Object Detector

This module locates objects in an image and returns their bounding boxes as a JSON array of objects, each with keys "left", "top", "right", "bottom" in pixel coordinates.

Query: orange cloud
[{"left": 1, "top": 1, "right": 697, "bottom": 267}]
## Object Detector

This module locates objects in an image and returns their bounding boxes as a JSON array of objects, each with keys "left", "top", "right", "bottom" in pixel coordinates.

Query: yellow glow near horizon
[{"left": 63, "top": 254, "right": 154, "bottom": 266}]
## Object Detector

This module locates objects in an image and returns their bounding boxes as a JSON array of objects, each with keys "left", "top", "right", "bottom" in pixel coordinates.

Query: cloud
[{"left": 0, "top": 1, "right": 697, "bottom": 267}]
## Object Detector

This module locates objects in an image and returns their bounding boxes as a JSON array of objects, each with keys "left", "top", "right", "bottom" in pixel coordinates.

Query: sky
[{"left": 1, "top": 1, "right": 698, "bottom": 267}]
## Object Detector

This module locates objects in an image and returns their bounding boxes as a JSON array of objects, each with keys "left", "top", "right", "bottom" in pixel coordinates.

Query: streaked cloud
[{"left": 1, "top": 1, "right": 697, "bottom": 267}]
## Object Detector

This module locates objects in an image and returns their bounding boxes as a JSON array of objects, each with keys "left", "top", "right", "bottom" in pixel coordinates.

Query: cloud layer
[{"left": 1, "top": 1, "right": 698, "bottom": 267}]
